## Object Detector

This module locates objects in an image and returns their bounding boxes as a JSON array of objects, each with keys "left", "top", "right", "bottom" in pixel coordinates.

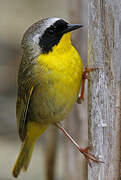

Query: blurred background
[{"left": 0, "top": 0, "right": 88, "bottom": 179}]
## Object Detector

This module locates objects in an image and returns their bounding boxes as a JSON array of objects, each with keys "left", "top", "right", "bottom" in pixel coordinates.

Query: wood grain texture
[{"left": 88, "top": 0, "right": 121, "bottom": 179}]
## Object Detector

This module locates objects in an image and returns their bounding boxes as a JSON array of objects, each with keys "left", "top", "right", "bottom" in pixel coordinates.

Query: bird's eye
[
  {"left": 48, "top": 29, "right": 54, "bottom": 34},
  {"left": 46, "top": 26, "right": 56, "bottom": 35}
]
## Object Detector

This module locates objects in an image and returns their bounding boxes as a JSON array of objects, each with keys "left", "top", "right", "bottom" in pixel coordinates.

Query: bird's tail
[
  {"left": 12, "top": 136, "right": 35, "bottom": 178},
  {"left": 23, "top": 142, "right": 34, "bottom": 171},
  {"left": 12, "top": 122, "right": 49, "bottom": 178}
]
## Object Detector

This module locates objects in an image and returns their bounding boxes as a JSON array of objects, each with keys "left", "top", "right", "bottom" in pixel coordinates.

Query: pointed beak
[{"left": 63, "top": 24, "right": 83, "bottom": 34}]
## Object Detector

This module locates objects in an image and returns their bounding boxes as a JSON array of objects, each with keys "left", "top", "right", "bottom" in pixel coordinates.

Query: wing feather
[{"left": 16, "top": 60, "right": 36, "bottom": 141}]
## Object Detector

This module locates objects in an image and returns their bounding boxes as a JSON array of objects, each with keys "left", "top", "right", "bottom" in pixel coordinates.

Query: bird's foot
[
  {"left": 55, "top": 123, "right": 104, "bottom": 166},
  {"left": 79, "top": 146, "right": 104, "bottom": 167},
  {"left": 77, "top": 65, "right": 99, "bottom": 104}
]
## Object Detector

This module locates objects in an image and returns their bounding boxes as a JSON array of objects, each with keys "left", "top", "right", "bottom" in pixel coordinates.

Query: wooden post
[{"left": 88, "top": 0, "right": 121, "bottom": 179}]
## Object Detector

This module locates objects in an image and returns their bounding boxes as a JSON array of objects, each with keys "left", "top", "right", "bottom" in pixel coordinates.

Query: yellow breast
[{"left": 32, "top": 32, "right": 83, "bottom": 123}]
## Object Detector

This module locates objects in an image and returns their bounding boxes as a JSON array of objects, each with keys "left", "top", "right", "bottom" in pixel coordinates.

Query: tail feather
[
  {"left": 12, "top": 123, "right": 49, "bottom": 177},
  {"left": 23, "top": 142, "right": 34, "bottom": 171},
  {"left": 12, "top": 137, "right": 34, "bottom": 178}
]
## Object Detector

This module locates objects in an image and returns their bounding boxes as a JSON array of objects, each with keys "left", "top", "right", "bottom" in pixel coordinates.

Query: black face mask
[{"left": 39, "top": 19, "right": 68, "bottom": 54}]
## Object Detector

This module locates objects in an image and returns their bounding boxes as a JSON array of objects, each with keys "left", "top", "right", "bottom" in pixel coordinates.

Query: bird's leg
[
  {"left": 55, "top": 122, "right": 104, "bottom": 165},
  {"left": 77, "top": 65, "right": 98, "bottom": 104}
]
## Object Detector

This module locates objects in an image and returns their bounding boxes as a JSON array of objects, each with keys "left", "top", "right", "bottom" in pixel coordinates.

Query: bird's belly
[
  {"left": 29, "top": 72, "right": 81, "bottom": 125},
  {"left": 29, "top": 46, "right": 83, "bottom": 125}
]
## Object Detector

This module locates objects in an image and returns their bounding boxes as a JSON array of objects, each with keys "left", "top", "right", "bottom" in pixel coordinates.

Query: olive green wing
[
  {"left": 16, "top": 85, "right": 34, "bottom": 141},
  {"left": 16, "top": 61, "right": 36, "bottom": 141}
]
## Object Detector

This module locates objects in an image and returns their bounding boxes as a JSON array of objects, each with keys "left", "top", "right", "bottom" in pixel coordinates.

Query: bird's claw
[
  {"left": 77, "top": 97, "right": 84, "bottom": 104},
  {"left": 77, "top": 66, "right": 99, "bottom": 104},
  {"left": 79, "top": 146, "right": 104, "bottom": 167}
]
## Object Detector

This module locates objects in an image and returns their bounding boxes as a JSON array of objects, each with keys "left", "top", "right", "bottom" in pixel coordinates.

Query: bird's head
[{"left": 21, "top": 18, "right": 83, "bottom": 60}]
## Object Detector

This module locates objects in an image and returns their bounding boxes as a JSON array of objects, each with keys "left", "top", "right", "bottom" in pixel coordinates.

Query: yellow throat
[
  {"left": 35, "top": 32, "right": 83, "bottom": 112},
  {"left": 37, "top": 32, "right": 83, "bottom": 73}
]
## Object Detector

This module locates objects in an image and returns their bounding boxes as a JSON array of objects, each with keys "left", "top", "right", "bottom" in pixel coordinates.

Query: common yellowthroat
[{"left": 12, "top": 18, "right": 100, "bottom": 178}]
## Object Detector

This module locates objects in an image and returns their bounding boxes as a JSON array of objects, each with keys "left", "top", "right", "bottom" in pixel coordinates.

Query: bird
[{"left": 12, "top": 17, "right": 101, "bottom": 178}]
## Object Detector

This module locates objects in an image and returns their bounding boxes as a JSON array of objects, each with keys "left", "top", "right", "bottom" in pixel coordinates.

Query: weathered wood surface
[{"left": 88, "top": 0, "right": 121, "bottom": 179}]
